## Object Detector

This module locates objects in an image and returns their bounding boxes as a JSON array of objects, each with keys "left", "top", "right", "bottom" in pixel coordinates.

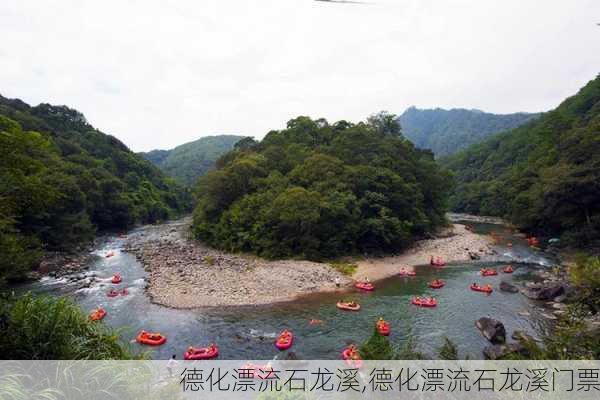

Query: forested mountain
[
  {"left": 0, "top": 94, "right": 190, "bottom": 282},
  {"left": 445, "top": 76, "right": 600, "bottom": 246},
  {"left": 193, "top": 112, "right": 451, "bottom": 260},
  {"left": 399, "top": 107, "right": 539, "bottom": 157},
  {"left": 141, "top": 135, "right": 245, "bottom": 186}
]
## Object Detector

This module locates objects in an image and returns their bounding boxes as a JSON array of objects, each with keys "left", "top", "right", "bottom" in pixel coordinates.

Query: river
[{"left": 17, "top": 218, "right": 557, "bottom": 360}]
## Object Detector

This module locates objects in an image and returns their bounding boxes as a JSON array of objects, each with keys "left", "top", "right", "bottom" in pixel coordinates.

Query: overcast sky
[{"left": 1, "top": 0, "right": 599, "bottom": 151}]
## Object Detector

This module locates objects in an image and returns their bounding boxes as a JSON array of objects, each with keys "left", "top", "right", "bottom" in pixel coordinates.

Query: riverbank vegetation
[
  {"left": 193, "top": 113, "right": 452, "bottom": 260},
  {"left": 0, "top": 95, "right": 191, "bottom": 283},
  {"left": 0, "top": 294, "right": 138, "bottom": 359},
  {"left": 444, "top": 76, "right": 600, "bottom": 248}
]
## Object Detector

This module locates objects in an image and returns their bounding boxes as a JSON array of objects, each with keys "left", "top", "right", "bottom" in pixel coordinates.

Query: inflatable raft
[
  {"left": 411, "top": 297, "right": 437, "bottom": 307},
  {"left": 337, "top": 301, "right": 361, "bottom": 311},
  {"left": 399, "top": 270, "right": 416, "bottom": 277},
  {"left": 89, "top": 308, "right": 106, "bottom": 321},
  {"left": 502, "top": 265, "right": 514, "bottom": 274},
  {"left": 376, "top": 320, "right": 390, "bottom": 336},
  {"left": 136, "top": 331, "right": 167, "bottom": 346},
  {"left": 341, "top": 345, "right": 363, "bottom": 368},
  {"left": 470, "top": 284, "right": 493, "bottom": 293},
  {"left": 275, "top": 330, "right": 293, "bottom": 350},
  {"left": 480, "top": 268, "right": 498, "bottom": 277},
  {"left": 355, "top": 282, "right": 375, "bottom": 291},
  {"left": 429, "top": 280, "right": 445, "bottom": 289},
  {"left": 184, "top": 345, "right": 219, "bottom": 360},
  {"left": 111, "top": 274, "right": 122, "bottom": 284}
]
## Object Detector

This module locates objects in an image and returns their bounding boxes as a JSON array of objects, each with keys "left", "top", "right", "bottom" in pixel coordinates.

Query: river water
[{"left": 18, "top": 220, "right": 557, "bottom": 360}]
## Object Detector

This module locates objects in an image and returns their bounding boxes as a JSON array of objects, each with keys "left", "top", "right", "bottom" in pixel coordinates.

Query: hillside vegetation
[
  {"left": 193, "top": 113, "right": 452, "bottom": 260},
  {"left": 141, "top": 135, "right": 245, "bottom": 186},
  {"left": 445, "top": 76, "right": 600, "bottom": 246},
  {"left": 399, "top": 107, "right": 539, "bottom": 157},
  {"left": 0, "top": 95, "right": 190, "bottom": 282}
]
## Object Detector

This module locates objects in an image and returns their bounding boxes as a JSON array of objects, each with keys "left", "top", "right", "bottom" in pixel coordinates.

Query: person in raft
[{"left": 364, "top": 276, "right": 370, "bottom": 283}]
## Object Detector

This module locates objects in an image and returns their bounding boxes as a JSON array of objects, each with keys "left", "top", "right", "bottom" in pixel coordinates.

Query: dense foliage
[
  {"left": 0, "top": 95, "right": 190, "bottom": 282},
  {"left": 399, "top": 106, "right": 538, "bottom": 157},
  {"left": 141, "top": 135, "right": 245, "bottom": 186},
  {"left": 193, "top": 113, "right": 451, "bottom": 260},
  {"left": 0, "top": 294, "right": 137, "bottom": 359},
  {"left": 444, "top": 76, "right": 600, "bottom": 246}
]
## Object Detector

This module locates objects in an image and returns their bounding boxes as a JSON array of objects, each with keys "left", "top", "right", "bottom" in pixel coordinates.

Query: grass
[
  {"left": 329, "top": 261, "right": 357, "bottom": 276},
  {"left": 0, "top": 293, "right": 141, "bottom": 360},
  {"left": 203, "top": 255, "right": 216, "bottom": 266}
]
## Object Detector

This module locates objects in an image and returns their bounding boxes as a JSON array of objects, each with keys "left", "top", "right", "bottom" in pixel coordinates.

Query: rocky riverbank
[
  {"left": 123, "top": 218, "right": 352, "bottom": 308},
  {"left": 122, "top": 218, "right": 495, "bottom": 308},
  {"left": 353, "top": 223, "right": 494, "bottom": 281}
]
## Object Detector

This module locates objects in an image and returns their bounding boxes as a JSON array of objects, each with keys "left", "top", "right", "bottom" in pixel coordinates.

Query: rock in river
[
  {"left": 521, "top": 283, "right": 565, "bottom": 300},
  {"left": 499, "top": 281, "right": 519, "bottom": 293},
  {"left": 483, "top": 343, "right": 527, "bottom": 360},
  {"left": 475, "top": 317, "right": 506, "bottom": 344}
]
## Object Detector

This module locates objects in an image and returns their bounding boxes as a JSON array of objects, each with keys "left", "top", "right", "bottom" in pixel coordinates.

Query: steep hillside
[
  {"left": 141, "top": 135, "right": 244, "bottom": 186},
  {"left": 399, "top": 107, "right": 539, "bottom": 157},
  {"left": 0, "top": 94, "right": 190, "bottom": 281},
  {"left": 445, "top": 76, "right": 600, "bottom": 245}
]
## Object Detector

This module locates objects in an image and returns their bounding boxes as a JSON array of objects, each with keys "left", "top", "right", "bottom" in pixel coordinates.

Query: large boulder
[
  {"left": 521, "top": 283, "right": 565, "bottom": 300},
  {"left": 475, "top": 317, "right": 506, "bottom": 344},
  {"left": 499, "top": 281, "right": 519, "bottom": 293},
  {"left": 483, "top": 343, "right": 527, "bottom": 360}
]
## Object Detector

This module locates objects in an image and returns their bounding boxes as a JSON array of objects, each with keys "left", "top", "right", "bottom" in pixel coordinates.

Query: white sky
[{"left": 1, "top": 0, "right": 599, "bottom": 151}]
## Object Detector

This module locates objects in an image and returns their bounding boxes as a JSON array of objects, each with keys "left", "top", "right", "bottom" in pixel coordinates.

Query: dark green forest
[
  {"left": 141, "top": 135, "right": 245, "bottom": 186},
  {"left": 192, "top": 112, "right": 452, "bottom": 260},
  {"left": 399, "top": 107, "right": 539, "bottom": 157},
  {"left": 0, "top": 95, "right": 190, "bottom": 282},
  {"left": 445, "top": 75, "right": 600, "bottom": 246}
]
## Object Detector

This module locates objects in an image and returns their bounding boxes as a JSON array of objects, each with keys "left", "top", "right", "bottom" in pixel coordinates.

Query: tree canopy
[
  {"left": 0, "top": 95, "right": 191, "bottom": 282},
  {"left": 444, "top": 75, "right": 600, "bottom": 246},
  {"left": 192, "top": 114, "right": 452, "bottom": 260}
]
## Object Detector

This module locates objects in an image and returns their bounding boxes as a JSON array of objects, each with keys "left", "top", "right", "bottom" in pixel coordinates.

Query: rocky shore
[
  {"left": 123, "top": 218, "right": 352, "bottom": 308},
  {"left": 353, "top": 224, "right": 494, "bottom": 281},
  {"left": 122, "top": 219, "right": 494, "bottom": 308}
]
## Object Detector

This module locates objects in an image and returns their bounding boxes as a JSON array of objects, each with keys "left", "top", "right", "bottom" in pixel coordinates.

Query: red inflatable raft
[
  {"left": 184, "top": 344, "right": 219, "bottom": 360},
  {"left": 111, "top": 274, "right": 122, "bottom": 284},
  {"left": 376, "top": 320, "right": 390, "bottom": 336},
  {"left": 470, "top": 284, "right": 493, "bottom": 293},
  {"left": 341, "top": 345, "right": 363, "bottom": 368},
  {"left": 429, "top": 280, "right": 445, "bottom": 289},
  {"left": 105, "top": 251, "right": 115, "bottom": 258},
  {"left": 89, "top": 308, "right": 106, "bottom": 321},
  {"left": 337, "top": 301, "right": 361, "bottom": 311},
  {"left": 355, "top": 282, "right": 375, "bottom": 291},
  {"left": 106, "top": 290, "right": 119, "bottom": 298},
  {"left": 399, "top": 270, "right": 416, "bottom": 277},
  {"left": 480, "top": 268, "right": 498, "bottom": 277},
  {"left": 430, "top": 256, "right": 446, "bottom": 267},
  {"left": 136, "top": 331, "right": 167, "bottom": 346},
  {"left": 502, "top": 265, "right": 514, "bottom": 274},
  {"left": 411, "top": 297, "right": 437, "bottom": 307},
  {"left": 275, "top": 330, "right": 293, "bottom": 350}
]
